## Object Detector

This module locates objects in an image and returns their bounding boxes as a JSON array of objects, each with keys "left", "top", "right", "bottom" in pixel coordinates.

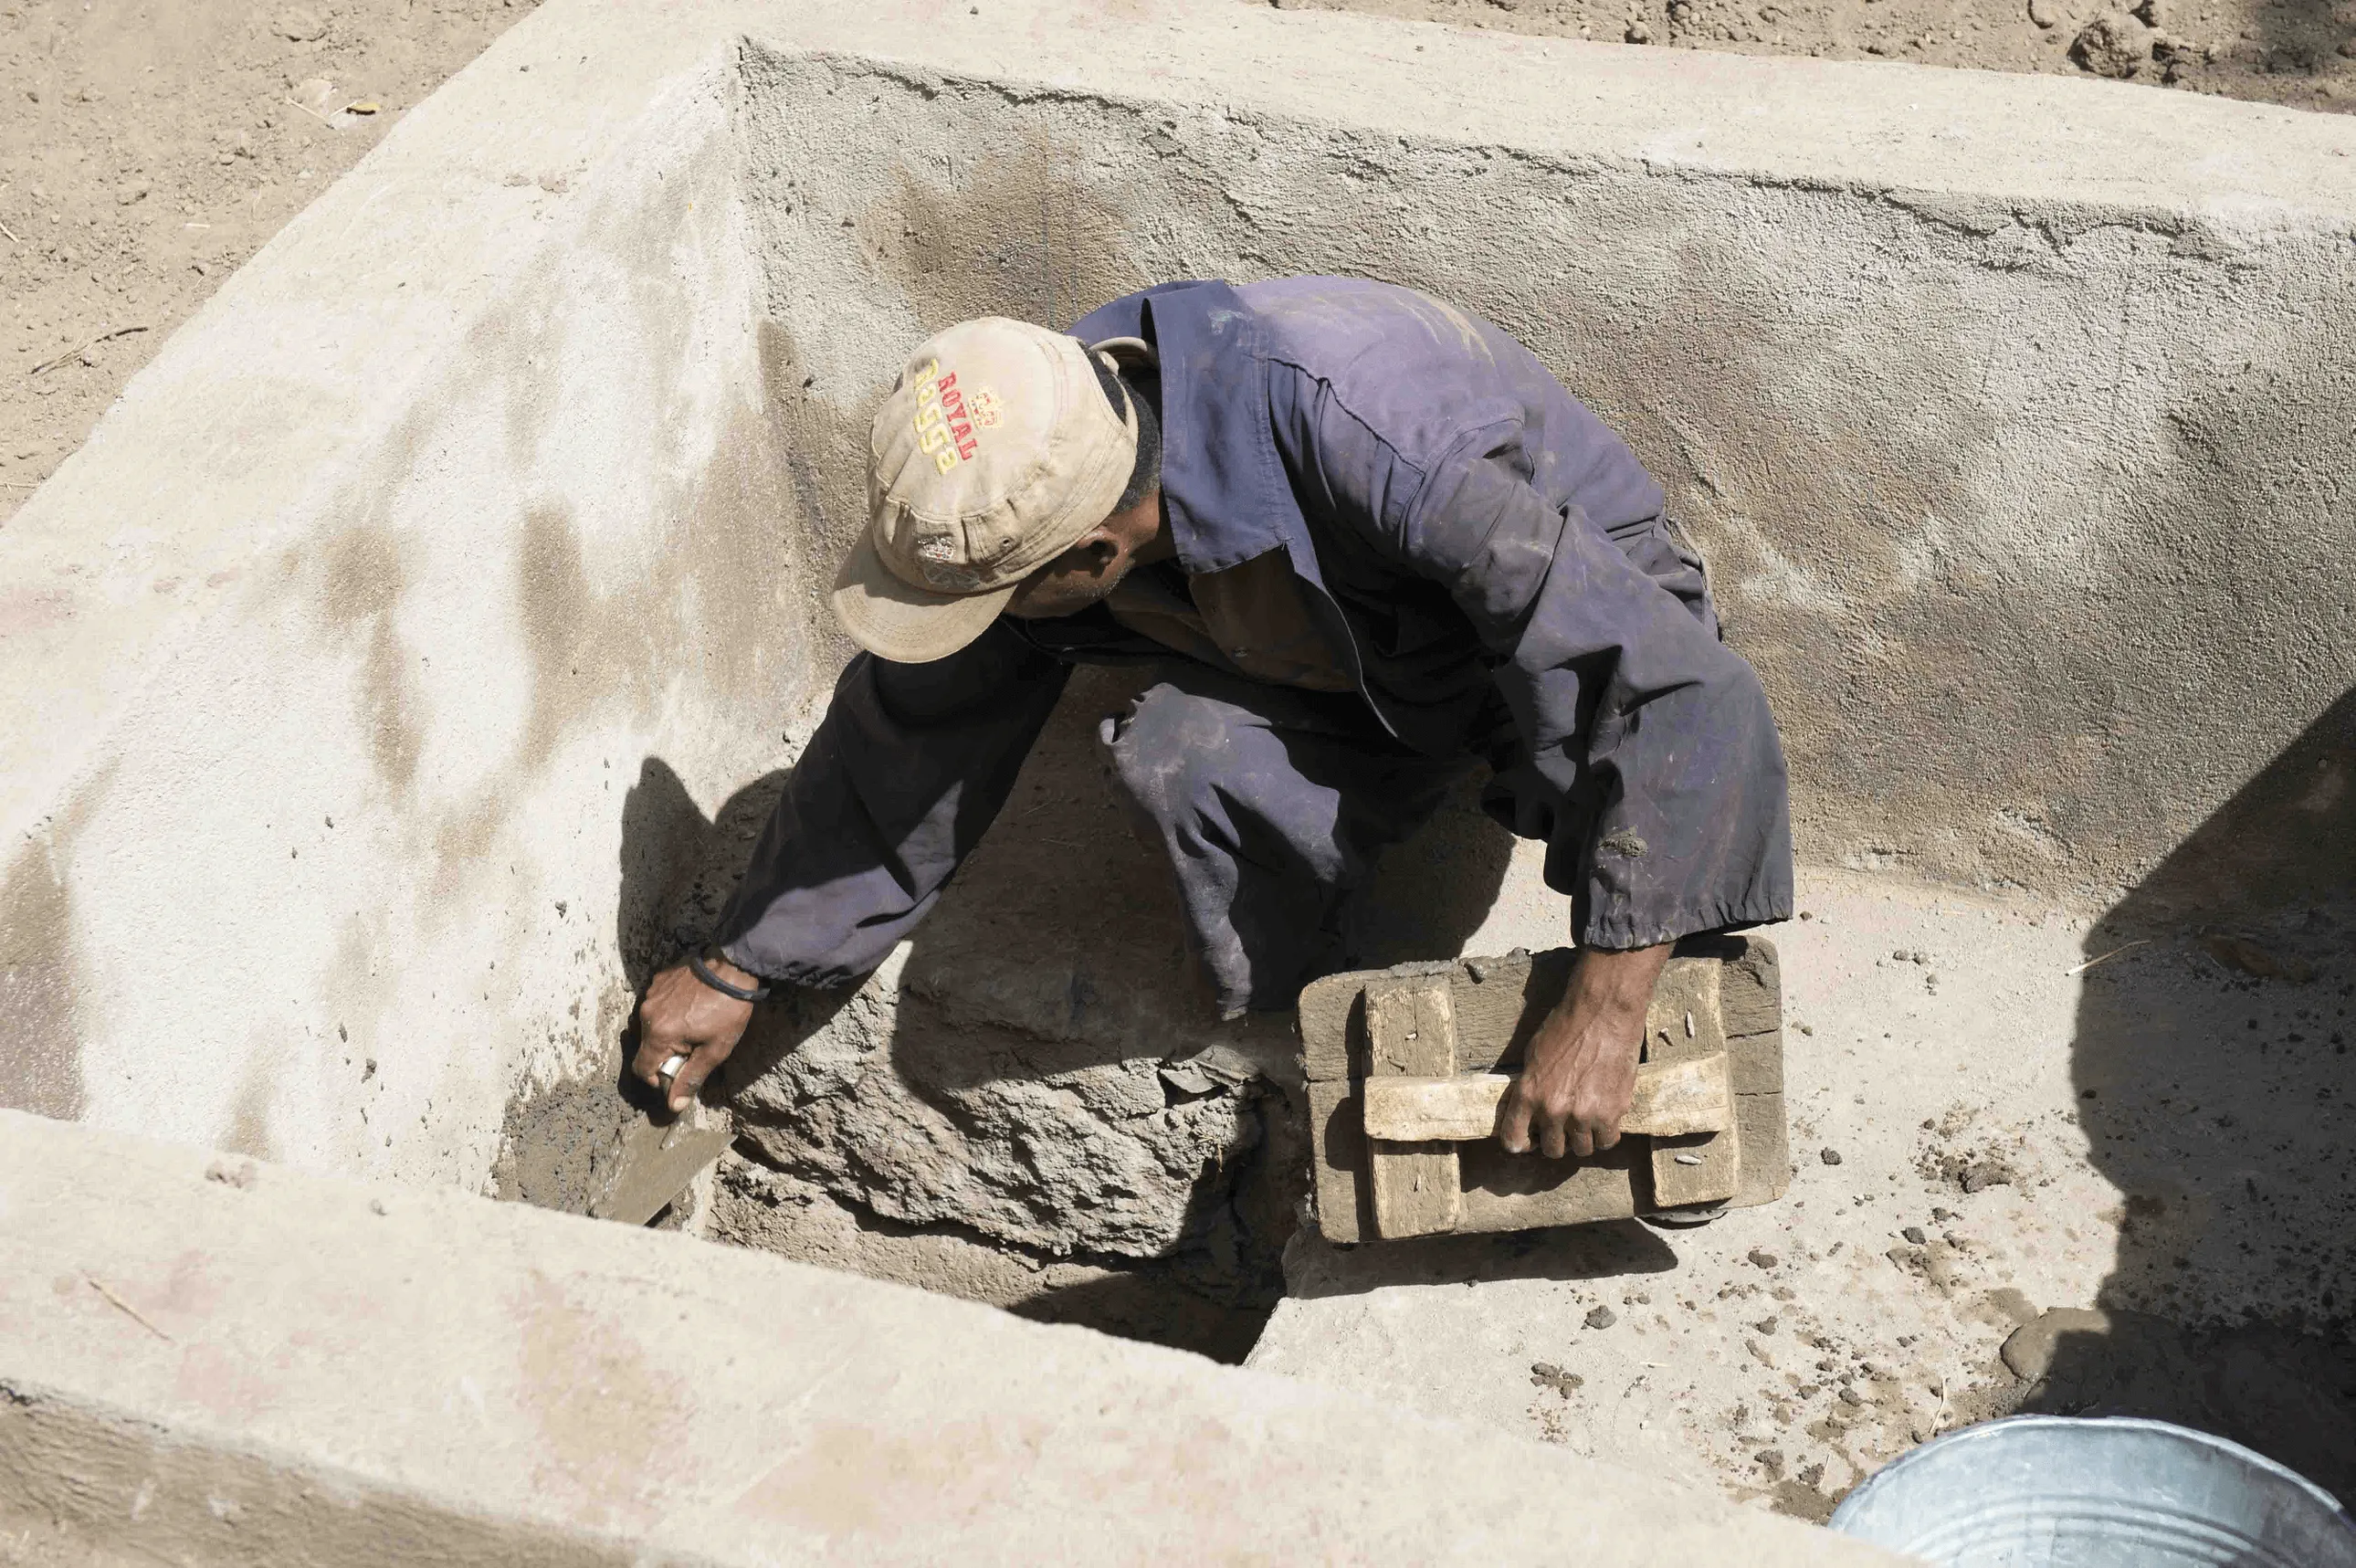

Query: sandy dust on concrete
[
  {"left": 1252, "top": 867, "right": 2356, "bottom": 1519},
  {"left": 1308, "top": 0, "right": 2355, "bottom": 113},
  {"left": 0, "top": 0, "right": 539, "bottom": 526}
]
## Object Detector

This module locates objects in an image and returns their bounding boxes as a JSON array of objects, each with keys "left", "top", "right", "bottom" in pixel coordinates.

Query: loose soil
[
  {"left": 1, "top": 0, "right": 540, "bottom": 526},
  {"left": 1308, "top": 0, "right": 2356, "bottom": 112}
]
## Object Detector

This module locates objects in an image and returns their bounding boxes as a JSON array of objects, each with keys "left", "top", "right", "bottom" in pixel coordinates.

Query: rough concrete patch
[
  {"left": 731, "top": 1004, "right": 1278, "bottom": 1259},
  {"left": 711, "top": 1154, "right": 1280, "bottom": 1363},
  {"left": 314, "top": 522, "right": 424, "bottom": 797},
  {"left": 858, "top": 113, "right": 1151, "bottom": 334},
  {"left": 0, "top": 772, "right": 113, "bottom": 1121},
  {"left": 492, "top": 1055, "right": 638, "bottom": 1215}
]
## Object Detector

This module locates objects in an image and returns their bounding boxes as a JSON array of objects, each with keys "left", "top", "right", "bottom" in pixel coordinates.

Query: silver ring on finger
[{"left": 658, "top": 1053, "right": 689, "bottom": 1084}]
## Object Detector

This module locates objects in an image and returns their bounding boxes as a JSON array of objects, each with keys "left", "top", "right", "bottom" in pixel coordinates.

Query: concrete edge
[{"left": 0, "top": 1109, "right": 1907, "bottom": 1565}]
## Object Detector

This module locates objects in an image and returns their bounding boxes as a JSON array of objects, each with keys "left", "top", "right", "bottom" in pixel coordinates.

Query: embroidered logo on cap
[
  {"left": 910, "top": 358, "right": 983, "bottom": 475},
  {"left": 967, "top": 388, "right": 1003, "bottom": 428}
]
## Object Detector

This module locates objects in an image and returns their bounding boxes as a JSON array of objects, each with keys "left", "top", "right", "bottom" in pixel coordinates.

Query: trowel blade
[{"left": 593, "top": 1113, "right": 731, "bottom": 1226}]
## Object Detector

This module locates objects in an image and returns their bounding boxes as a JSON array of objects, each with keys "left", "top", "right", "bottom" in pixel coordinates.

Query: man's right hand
[{"left": 632, "top": 956, "right": 760, "bottom": 1114}]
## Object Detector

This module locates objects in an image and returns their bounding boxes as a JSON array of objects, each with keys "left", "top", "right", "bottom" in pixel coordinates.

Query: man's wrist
[
  {"left": 1561, "top": 942, "right": 1673, "bottom": 1017},
  {"left": 688, "top": 948, "right": 772, "bottom": 1004}
]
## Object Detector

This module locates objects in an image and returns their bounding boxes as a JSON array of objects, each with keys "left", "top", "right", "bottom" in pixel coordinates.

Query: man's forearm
[{"left": 1553, "top": 942, "right": 1673, "bottom": 1028}]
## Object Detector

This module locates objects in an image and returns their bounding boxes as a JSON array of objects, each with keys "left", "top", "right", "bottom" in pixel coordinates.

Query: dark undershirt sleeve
[{"left": 711, "top": 623, "right": 1072, "bottom": 986}]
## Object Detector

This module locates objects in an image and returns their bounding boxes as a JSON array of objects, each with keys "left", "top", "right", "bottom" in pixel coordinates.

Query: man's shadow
[
  {"left": 2022, "top": 686, "right": 2356, "bottom": 1495},
  {"left": 605, "top": 663, "right": 1530, "bottom": 1358}
]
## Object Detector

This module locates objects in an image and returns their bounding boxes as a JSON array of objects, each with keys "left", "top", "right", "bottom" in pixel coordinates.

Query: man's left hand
[{"left": 1495, "top": 942, "right": 1672, "bottom": 1160}]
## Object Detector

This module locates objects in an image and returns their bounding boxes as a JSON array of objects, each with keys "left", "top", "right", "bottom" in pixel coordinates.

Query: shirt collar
[{"left": 1071, "top": 281, "right": 1309, "bottom": 579}]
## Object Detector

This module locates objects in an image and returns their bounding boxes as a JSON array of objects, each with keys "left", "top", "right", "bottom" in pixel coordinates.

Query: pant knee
[{"left": 1100, "top": 685, "right": 1236, "bottom": 831}]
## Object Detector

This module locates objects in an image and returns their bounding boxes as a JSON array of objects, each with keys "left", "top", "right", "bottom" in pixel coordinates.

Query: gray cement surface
[
  {"left": 1252, "top": 866, "right": 2356, "bottom": 1517},
  {"left": 0, "top": 1108, "right": 1908, "bottom": 1566}
]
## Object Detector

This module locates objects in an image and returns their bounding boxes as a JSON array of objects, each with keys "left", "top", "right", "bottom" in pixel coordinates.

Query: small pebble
[
  {"left": 1624, "top": 19, "right": 1653, "bottom": 41},
  {"left": 1747, "top": 1247, "right": 1780, "bottom": 1269},
  {"left": 1819, "top": 1147, "right": 1844, "bottom": 1165},
  {"left": 1902, "top": 1226, "right": 1928, "bottom": 1244},
  {"left": 1839, "top": 1386, "right": 1865, "bottom": 1406},
  {"left": 1584, "top": 1305, "right": 1617, "bottom": 1330}
]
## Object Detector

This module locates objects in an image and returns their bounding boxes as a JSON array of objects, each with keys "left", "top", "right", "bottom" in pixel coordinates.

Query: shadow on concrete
[
  {"left": 2251, "top": 0, "right": 2350, "bottom": 76},
  {"left": 1283, "top": 1219, "right": 1680, "bottom": 1300},
  {"left": 585, "top": 668, "right": 1521, "bottom": 1361},
  {"left": 612, "top": 756, "right": 859, "bottom": 1114},
  {"left": 2020, "top": 686, "right": 2356, "bottom": 1496}
]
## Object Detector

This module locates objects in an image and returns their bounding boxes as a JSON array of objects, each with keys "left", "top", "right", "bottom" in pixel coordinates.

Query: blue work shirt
[{"left": 715, "top": 278, "right": 1793, "bottom": 985}]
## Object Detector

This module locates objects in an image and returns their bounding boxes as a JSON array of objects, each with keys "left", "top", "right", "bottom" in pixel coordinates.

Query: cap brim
[{"left": 830, "top": 530, "right": 1018, "bottom": 664}]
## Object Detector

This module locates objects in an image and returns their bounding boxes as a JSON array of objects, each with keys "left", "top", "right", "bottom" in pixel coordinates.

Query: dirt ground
[
  {"left": 5, "top": 0, "right": 2351, "bottom": 532},
  {"left": 0, "top": 0, "right": 539, "bottom": 526},
  {"left": 1313, "top": 0, "right": 2356, "bottom": 110}
]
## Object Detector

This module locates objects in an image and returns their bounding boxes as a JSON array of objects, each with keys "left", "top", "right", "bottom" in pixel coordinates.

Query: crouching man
[{"left": 635, "top": 276, "right": 1793, "bottom": 1162}]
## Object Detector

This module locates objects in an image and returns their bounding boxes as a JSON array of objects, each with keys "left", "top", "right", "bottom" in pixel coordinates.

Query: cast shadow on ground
[
  {"left": 2025, "top": 685, "right": 2356, "bottom": 1496},
  {"left": 610, "top": 754, "right": 855, "bottom": 1115},
  {"left": 2255, "top": 0, "right": 2351, "bottom": 74},
  {"left": 1283, "top": 1219, "right": 1679, "bottom": 1300},
  {"left": 605, "top": 665, "right": 1524, "bottom": 1360}
]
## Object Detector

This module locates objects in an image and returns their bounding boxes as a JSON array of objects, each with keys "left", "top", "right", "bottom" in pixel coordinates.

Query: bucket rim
[{"left": 1829, "top": 1414, "right": 2355, "bottom": 1539}]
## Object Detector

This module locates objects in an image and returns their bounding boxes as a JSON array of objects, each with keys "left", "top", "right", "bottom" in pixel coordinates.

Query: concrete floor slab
[{"left": 1250, "top": 867, "right": 2356, "bottom": 1517}]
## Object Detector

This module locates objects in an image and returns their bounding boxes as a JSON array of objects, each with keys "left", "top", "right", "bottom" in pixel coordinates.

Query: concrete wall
[
  {"left": 0, "top": 27, "right": 822, "bottom": 1185},
  {"left": 0, "top": 1109, "right": 1902, "bottom": 1566},
  {"left": 5, "top": 0, "right": 2352, "bottom": 1202},
  {"left": 734, "top": 14, "right": 2356, "bottom": 912}
]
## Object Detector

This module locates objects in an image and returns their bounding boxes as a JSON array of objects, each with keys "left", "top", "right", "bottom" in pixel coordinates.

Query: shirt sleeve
[
  {"left": 711, "top": 622, "right": 1072, "bottom": 986},
  {"left": 1336, "top": 403, "right": 1793, "bottom": 949}
]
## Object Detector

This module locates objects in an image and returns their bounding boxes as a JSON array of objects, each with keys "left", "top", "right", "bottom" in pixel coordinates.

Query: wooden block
[
  {"left": 1362, "top": 1056, "right": 1732, "bottom": 1142},
  {"left": 1369, "top": 1140, "right": 1461, "bottom": 1238},
  {"left": 1298, "top": 971, "right": 1365, "bottom": 1084},
  {"left": 1306, "top": 1079, "right": 1369, "bottom": 1243},
  {"left": 1443, "top": 950, "right": 1572, "bottom": 1075},
  {"left": 1299, "top": 939, "right": 1790, "bottom": 1239},
  {"left": 1649, "top": 1121, "right": 1741, "bottom": 1208},
  {"left": 1363, "top": 1074, "right": 1509, "bottom": 1142},
  {"left": 1457, "top": 1138, "right": 1640, "bottom": 1232},
  {"left": 1734, "top": 1090, "right": 1791, "bottom": 1207},
  {"left": 1363, "top": 973, "right": 1462, "bottom": 1239},
  {"left": 1720, "top": 936, "right": 1782, "bottom": 1039},
  {"left": 1364, "top": 974, "right": 1457, "bottom": 1076},
  {"left": 1645, "top": 957, "right": 1726, "bottom": 1065}
]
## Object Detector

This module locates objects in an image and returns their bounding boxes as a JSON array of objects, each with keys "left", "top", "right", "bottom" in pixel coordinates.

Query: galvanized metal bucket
[{"left": 1828, "top": 1415, "right": 2356, "bottom": 1566}]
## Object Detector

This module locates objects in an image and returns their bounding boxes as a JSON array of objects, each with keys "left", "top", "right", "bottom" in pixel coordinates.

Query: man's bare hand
[
  {"left": 632, "top": 955, "right": 760, "bottom": 1114},
  {"left": 1495, "top": 942, "right": 1672, "bottom": 1160}
]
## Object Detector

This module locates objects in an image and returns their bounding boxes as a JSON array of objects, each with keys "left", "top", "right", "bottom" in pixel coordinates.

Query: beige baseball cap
[{"left": 832, "top": 318, "right": 1144, "bottom": 664}]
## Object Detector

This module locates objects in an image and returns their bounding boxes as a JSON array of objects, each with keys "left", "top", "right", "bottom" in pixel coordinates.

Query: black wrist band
[{"left": 688, "top": 952, "right": 773, "bottom": 1004}]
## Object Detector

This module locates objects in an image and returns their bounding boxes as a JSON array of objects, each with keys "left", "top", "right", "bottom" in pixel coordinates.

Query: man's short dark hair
[{"left": 1089, "top": 353, "right": 1162, "bottom": 515}]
